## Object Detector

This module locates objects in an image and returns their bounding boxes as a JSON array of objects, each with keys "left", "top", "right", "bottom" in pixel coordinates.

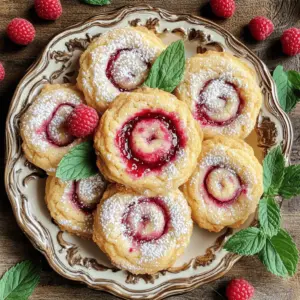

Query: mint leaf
[
  {"left": 259, "top": 197, "right": 281, "bottom": 237},
  {"left": 144, "top": 40, "right": 185, "bottom": 93},
  {"left": 259, "top": 229, "right": 299, "bottom": 277},
  {"left": 81, "top": 0, "right": 110, "bottom": 5},
  {"left": 273, "top": 65, "right": 298, "bottom": 113},
  {"left": 224, "top": 227, "right": 266, "bottom": 256},
  {"left": 263, "top": 145, "right": 285, "bottom": 195},
  {"left": 56, "top": 141, "right": 98, "bottom": 181},
  {"left": 0, "top": 261, "right": 40, "bottom": 300},
  {"left": 288, "top": 70, "right": 300, "bottom": 90},
  {"left": 278, "top": 165, "right": 300, "bottom": 199}
]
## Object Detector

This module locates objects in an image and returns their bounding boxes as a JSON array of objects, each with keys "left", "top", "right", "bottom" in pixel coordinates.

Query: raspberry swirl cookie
[
  {"left": 175, "top": 51, "right": 262, "bottom": 139},
  {"left": 182, "top": 136, "right": 263, "bottom": 232},
  {"left": 45, "top": 174, "right": 107, "bottom": 238},
  {"left": 21, "top": 84, "right": 85, "bottom": 174},
  {"left": 77, "top": 27, "right": 165, "bottom": 113},
  {"left": 94, "top": 87, "right": 203, "bottom": 195},
  {"left": 93, "top": 185, "right": 193, "bottom": 274}
]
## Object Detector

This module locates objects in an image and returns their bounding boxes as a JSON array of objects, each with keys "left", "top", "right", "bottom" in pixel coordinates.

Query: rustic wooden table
[{"left": 1, "top": 1, "right": 299, "bottom": 299}]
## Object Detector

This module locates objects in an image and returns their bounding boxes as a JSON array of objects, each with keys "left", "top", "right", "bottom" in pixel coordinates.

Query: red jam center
[
  {"left": 116, "top": 109, "right": 187, "bottom": 177},
  {"left": 45, "top": 103, "right": 75, "bottom": 147},
  {"left": 122, "top": 198, "right": 170, "bottom": 243},
  {"left": 71, "top": 179, "right": 103, "bottom": 214},
  {"left": 106, "top": 48, "right": 150, "bottom": 91},
  {"left": 195, "top": 79, "right": 243, "bottom": 126},
  {"left": 203, "top": 166, "right": 244, "bottom": 206}
]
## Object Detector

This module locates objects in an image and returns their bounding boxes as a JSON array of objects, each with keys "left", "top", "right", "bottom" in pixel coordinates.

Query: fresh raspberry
[
  {"left": 67, "top": 104, "right": 99, "bottom": 138},
  {"left": 248, "top": 16, "right": 274, "bottom": 41},
  {"left": 210, "top": 0, "right": 235, "bottom": 18},
  {"left": 7, "top": 18, "right": 35, "bottom": 45},
  {"left": 281, "top": 27, "right": 300, "bottom": 56},
  {"left": 34, "top": 0, "right": 62, "bottom": 21},
  {"left": 226, "top": 278, "right": 254, "bottom": 300},
  {"left": 0, "top": 63, "right": 5, "bottom": 82}
]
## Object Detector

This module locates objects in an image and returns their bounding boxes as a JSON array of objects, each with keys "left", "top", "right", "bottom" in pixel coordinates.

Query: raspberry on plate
[
  {"left": 7, "top": 18, "right": 35, "bottom": 46},
  {"left": 67, "top": 104, "right": 99, "bottom": 138},
  {"left": 226, "top": 278, "right": 254, "bottom": 300},
  {"left": 35, "top": 0, "right": 62, "bottom": 20},
  {"left": 210, "top": 0, "right": 235, "bottom": 18},
  {"left": 0, "top": 63, "right": 5, "bottom": 82},
  {"left": 281, "top": 27, "right": 300, "bottom": 56},
  {"left": 249, "top": 16, "right": 274, "bottom": 41}
]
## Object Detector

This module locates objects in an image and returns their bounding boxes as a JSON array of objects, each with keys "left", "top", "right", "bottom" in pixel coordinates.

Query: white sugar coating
[
  {"left": 187, "top": 57, "right": 253, "bottom": 135},
  {"left": 47, "top": 104, "right": 73, "bottom": 144},
  {"left": 56, "top": 181, "right": 93, "bottom": 234},
  {"left": 163, "top": 149, "right": 187, "bottom": 188},
  {"left": 81, "top": 29, "right": 162, "bottom": 103},
  {"left": 99, "top": 192, "right": 191, "bottom": 265},
  {"left": 77, "top": 174, "right": 107, "bottom": 204},
  {"left": 190, "top": 146, "right": 257, "bottom": 200},
  {"left": 112, "top": 49, "right": 149, "bottom": 90},
  {"left": 21, "top": 88, "right": 82, "bottom": 151},
  {"left": 199, "top": 79, "right": 238, "bottom": 110}
]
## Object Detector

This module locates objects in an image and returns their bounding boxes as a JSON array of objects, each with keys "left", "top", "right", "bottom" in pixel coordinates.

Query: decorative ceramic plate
[{"left": 5, "top": 5, "right": 293, "bottom": 300}]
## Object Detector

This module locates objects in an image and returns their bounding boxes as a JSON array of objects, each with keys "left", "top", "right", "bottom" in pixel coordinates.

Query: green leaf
[
  {"left": 81, "top": 0, "right": 110, "bottom": 5},
  {"left": 273, "top": 65, "right": 298, "bottom": 113},
  {"left": 288, "top": 70, "right": 300, "bottom": 90},
  {"left": 278, "top": 165, "right": 300, "bottom": 199},
  {"left": 259, "top": 197, "right": 281, "bottom": 237},
  {"left": 263, "top": 145, "right": 285, "bottom": 195},
  {"left": 144, "top": 40, "right": 185, "bottom": 93},
  {"left": 56, "top": 141, "right": 98, "bottom": 181},
  {"left": 224, "top": 227, "right": 266, "bottom": 256},
  {"left": 0, "top": 261, "right": 40, "bottom": 300},
  {"left": 259, "top": 229, "right": 299, "bottom": 277}
]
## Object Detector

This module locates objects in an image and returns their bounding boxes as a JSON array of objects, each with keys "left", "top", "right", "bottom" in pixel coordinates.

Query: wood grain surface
[{"left": 0, "top": 1, "right": 299, "bottom": 299}]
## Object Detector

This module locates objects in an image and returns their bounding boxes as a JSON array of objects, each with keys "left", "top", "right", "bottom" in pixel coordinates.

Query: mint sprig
[
  {"left": 81, "top": 0, "right": 110, "bottom": 5},
  {"left": 224, "top": 145, "right": 299, "bottom": 277},
  {"left": 263, "top": 145, "right": 285, "bottom": 195},
  {"left": 278, "top": 165, "right": 300, "bottom": 199},
  {"left": 259, "top": 229, "right": 298, "bottom": 277},
  {"left": 258, "top": 197, "right": 281, "bottom": 237},
  {"left": 273, "top": 66, "right": 300, "bottom": 113},
  {"left": 144, "top": 40, "right": 185, "bottom": 93},
  {"left": 0, "top": 261, "right": 40, "bottom": 299},
  {"left": 56, "top": 141, "right": 98, "bottom": 181},
  {"left": 224, "top": 228, "right": 266, "bottom": 255}
]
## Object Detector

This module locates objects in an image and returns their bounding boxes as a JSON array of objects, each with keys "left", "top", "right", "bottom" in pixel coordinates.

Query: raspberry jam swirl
[
  {"left": 116, "top": 109, "right": 187, "bottom": 177},
  {"left": 122, "top": 198, "right": 170, "bottom": 243},
  {"left": 71, "top": 175, "right": 106, "bottom": 214},
  {"left": 195, "top": 79, "right": 243, "bottom": 126},
  {"left": 106, "top": 48, "right": 150, "bottom": 91},
  {"left": 203, "top": 166, "right": 244, "bottom": 206},
  {"left": 45, "top": 103, "right": 75, "bottom": 147}
]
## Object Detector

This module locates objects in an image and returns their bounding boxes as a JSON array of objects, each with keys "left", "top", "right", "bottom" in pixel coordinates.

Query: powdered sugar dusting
[
  {"left": 21, "top": 87, "right": 82, "bottom": 151},
  {"left": 186, "top": 57, "right": 254, "bottom": 136},
  {"left": 77, "top": 174, "right": 107, "bottom": 205},
  {"left": 81, "top": 28, "right": 162, "bottom": 103},
  {"left": 99, "top": 191, "right": 192, "bottom": 270}
]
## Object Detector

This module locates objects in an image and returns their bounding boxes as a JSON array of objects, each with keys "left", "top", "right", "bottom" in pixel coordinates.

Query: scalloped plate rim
[{"left": 4, "top": 5, "right": 293, "bottom": 300}]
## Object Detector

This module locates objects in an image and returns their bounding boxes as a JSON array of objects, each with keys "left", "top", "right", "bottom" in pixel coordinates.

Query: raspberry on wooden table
[
  {"left": 34, "top": 0, "right": 62, "bottom": 20},
  {"left": 281, "top": 27, "right": 300, "bottom": 56},
  {"left": 7, "top": 18, "right": 35, "bottom": 46},
  {"left": 67, "top": 104, "right": 99, "bottom": 138},
  {"left": 210, "top": 0, "right": 235, "bottom": 18},
  {"left": 0, "top": 63, "right": 5, "bottom": 82},
  {"left": 226, "top": 278, "right": 254, "bottom": 300},
  {"left": 248, "top": 16, "right": 274, "bottom": 41}
]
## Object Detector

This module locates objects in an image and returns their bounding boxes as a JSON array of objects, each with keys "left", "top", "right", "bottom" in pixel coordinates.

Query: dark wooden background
[{"left": 0, "top": 1, "right": 299, "bottom": 299}]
